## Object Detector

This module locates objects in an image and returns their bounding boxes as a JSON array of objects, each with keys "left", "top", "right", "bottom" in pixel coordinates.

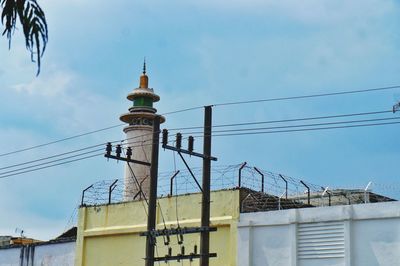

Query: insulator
[
  {"left": 105, "top": 142, "right": 112, "bottom": 156},
  {"left": 115, "top": 144, "right": 122, "bottom": 158},
  {"left": 181, "top": 246, "right": 185, "bottom": 255},
  {"left": 163, "top": 228, "right": 170, "bottom": 245},
  {"left": 176, "top": 133, "right": 182, "bottom": 149},
  {"left": 178, "top": 232, "right": 184, "bottom": 244},
  {"left": 162, "top": 129, "right": 168, "bottom": 147},
  {"left": 188, "top": 136, "right": 194, "bottom": 153},
  {"left": 194, "top": 244, "right": 198, "bottom": 254},
  {"left": 126, "top": 147, "right": 132, "bottom": 160}
]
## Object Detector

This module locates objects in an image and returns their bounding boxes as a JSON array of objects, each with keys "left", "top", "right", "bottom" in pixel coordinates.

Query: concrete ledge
[{"left": 238, "top": 201, "right": 400, "bottom": 227}]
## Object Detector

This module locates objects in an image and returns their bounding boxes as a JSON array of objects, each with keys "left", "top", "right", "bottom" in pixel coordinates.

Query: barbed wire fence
[{"left": 80, "top": 163, "right": 400, "bottom": 210}]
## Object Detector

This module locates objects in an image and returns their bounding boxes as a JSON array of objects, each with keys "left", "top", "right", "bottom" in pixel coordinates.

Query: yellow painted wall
[{"left": 75, "top": 189, "right": 240, "bottom": 266}]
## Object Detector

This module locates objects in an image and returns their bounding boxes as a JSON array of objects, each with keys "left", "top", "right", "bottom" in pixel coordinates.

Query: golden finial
[{"left": 139, "top": 58, "right": 148, "bottom": 88}]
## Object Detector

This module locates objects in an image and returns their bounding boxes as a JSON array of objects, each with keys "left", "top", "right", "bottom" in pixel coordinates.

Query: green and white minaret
[{"left": 120, "top": 62, "right": 165, "bottom": 200}]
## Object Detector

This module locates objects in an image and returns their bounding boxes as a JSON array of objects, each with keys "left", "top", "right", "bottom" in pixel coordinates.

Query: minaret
[{"left": 120, "top": 61, "right": 165, "bottom": 200}]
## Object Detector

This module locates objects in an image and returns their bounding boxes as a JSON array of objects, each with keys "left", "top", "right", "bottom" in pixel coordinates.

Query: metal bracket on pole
[
  {"left": 238, "top": 162, "right": 247, "bottom": 188},
  {"left": 254, "top": 167, "right": 265, "bottom": 193},
  {"left": 364, "top": 181, "right": 372, "bottom": 203},
  {"left": 279, "top": 174, "right": 288, "bottom": 199},
  {"left": 81, "top": 184, "right": 93, "bottom": 206},
  {"left": 177, "top": 152, "right": 203, "bottom": 193},
  {"left": 161, "top": 144, "right": 217, "bottom": 161},
  {"left": 169, "top": 170, "right": 180, "bottom": 196},
  {"left": 300, "top": 180, "right": 310, "bottom": 205},
  {"left": 321, "top": 186, "right": 332, "bottom": 206},
  {"left": 108, "top": 179, "right": 118, "bottom": 204},
  {"left": 104, "top": 154, "right": 151, "bottom": 166},
  {"left": 126, "top": 161, "right": 148, "bottom": 203}
]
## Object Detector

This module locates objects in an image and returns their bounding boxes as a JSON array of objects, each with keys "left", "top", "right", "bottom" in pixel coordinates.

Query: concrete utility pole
[
  {"left": 145, "top": 115, "right": 161, "bottom": 266},
  {"left": 200, "top": 105, "right": 212, "bottom": 266},
  {"left": 144, "top": 106, "right": 217, "bottom": 265}
]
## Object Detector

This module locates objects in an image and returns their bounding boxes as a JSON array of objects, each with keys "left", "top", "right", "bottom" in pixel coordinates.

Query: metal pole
[
  {"left": 321, "top": 186, "right": 329, "bottom": 207},
  {"left": 300, "top": 180, "right": 310, "bottom": 205},
  {"left": 108, "top": 179, "right": 118, "bottom": 204},
  {"left": 81, "top": 184, "right": 93, "bottom": 206},
  {"left": 200, "top": 106, "right": 212, "bottom": 266},
  {"left": 254, "top": 167, "right": 264, "bottom": 193},
  {"left": 238, "top": 162, "right": 247, "bottom": 188},
  {"left": 145, "top": 116, "right": 160, "bottom": 266},
  {"left": 364, "top": 181, "right": 372, "bottom": 204},
  {"left": 279, "top": 174, "right": 288, "bottom": 199},
  {"left": 169, "top": 170, "right": 180, "bottom": 196}
]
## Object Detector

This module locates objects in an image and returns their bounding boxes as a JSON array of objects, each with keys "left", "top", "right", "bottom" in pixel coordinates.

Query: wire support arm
[
  {"left": 140, "top": 226, "right": 217, "bottom": 237},
  {"left": 177, "top": 152, "right": 203, "bottom": 193},
  {"left": 153, "top": 253, "right": 217, "bottom": 262},
  {"left": 104, "top": 154, "right": 151, "bottom": 166},
  {"left": 162, "top": 144, "right": 217, "bottom": 161}
]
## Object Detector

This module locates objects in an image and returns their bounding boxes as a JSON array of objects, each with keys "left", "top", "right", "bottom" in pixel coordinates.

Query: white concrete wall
[
  {"left": 238, "top": 201, "right": 400, "bottom": 266},
  {"left": 0, "top": 247, "right": 20, "bottom": 266},
  {"left": 33, "top": 242, "right": 75, "bottom": 266},
  {"left": 0, "top": 241, "right": 75, "bottom": 266}
]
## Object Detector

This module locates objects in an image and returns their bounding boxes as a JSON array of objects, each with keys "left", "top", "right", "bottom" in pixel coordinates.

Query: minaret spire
[
  {"left": 119, "top": 61, "right": 165, "bottom": 200},
  {"left": 140, "top": 58, "right": 149, "bottom": 89}
]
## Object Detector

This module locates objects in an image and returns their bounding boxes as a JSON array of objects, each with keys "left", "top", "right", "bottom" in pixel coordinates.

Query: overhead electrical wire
[
  {"left": 212, "top": 85, "right": 400, "bottom": 107},
  {"left": 2, "top": 84, "right": 399, "bottom": 157},
  {"left": 0, "top": 124, "right": 124, "bottom": 157},
  {"left": 0, "top": 109, "right": 398, "bottom": 176},
  {"left": 1, "top": 118, "right": 399, "bottom": 179},
  {"left": 0, "top": 144, "right": 105, "bottom": 171},
  {"left": 204, "top": 121, "right": 400, "bottom": 138},
  {"left": 0, "top": 148, "right": 104, "bottom": 176},
  {"left": 0, "top": 142, "right": 152, "bottom": 179},
  {"left": 0, "top": 153, "right": 102, "bottom": 179},
  {"left": 182, "top": 117, "right": 400, "bottom": 135},
  {"left": 168, "top": 110, "right": 394, "bottom": 131}
]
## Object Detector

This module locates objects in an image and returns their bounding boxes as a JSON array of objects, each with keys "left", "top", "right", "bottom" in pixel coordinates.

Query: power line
[
  {"left": 212, "top": 85, "right": 400, "bottom": 107},
  {"left": 3, "top": 118, "right": 397, "bottom": 179},
  {"left": 3, "top": 84, "right": 399, "bottom": 157},
  {"left": 0, "top": 142, "right": 154, "bottom": 179},
  {"left": 204, "top": 121, "right": 400, "bottom": 137},
  {"left": 0, "top": 153, "right": 102, "bottom": 179},
  {"left": 0, "top": 124, "right": 123, "bottom": 158},
  {"left": 0, "top": 111, "right": 397, "bottom": 177},
  {"left": 0, "top": 144, "right": 105, "bottom": 171},
  {"left": 169, "top": 110, "right": 393, "bottom": 131},
  {"left": 0, "top": 148, "right": 104, "bottom": 176},
  {"left": 182, "top": 117, "right": 400, "bottom": 135},
  {"left": 0, "top": 132, "right": 161, "bottom": 172}
]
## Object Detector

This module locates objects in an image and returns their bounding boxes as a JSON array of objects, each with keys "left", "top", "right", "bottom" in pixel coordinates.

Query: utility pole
[
  {"left": 145, "top": 115, "right": 161, "bottom": 266},
  {"left": 200, "top": 105, "right": 212, "bottom": 266},
  {"left": 142, "top": 106, "right": 217, "bottom": 265}
]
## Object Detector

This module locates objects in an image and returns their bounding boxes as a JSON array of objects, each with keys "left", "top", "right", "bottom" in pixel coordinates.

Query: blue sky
[{"left": 1, "top": 0, "right": 400, "bottom": 240}]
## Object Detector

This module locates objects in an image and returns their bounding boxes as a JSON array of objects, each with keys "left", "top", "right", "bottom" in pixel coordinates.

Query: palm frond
[{"left": 1, "top": 0, "right": 48, "bottom": 75}]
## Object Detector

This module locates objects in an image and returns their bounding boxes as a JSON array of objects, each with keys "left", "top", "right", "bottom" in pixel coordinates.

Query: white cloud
[
  {"left": 185, "top": 0, "right": 397, "bottom": 24},
  {"left": 12, "top": 68, "right": 74, "bottom": 97}
]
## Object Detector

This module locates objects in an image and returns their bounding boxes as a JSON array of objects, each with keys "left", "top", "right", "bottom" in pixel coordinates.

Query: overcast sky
[{"left": 1, "top": 0, "right": 400, "bottom": 240}]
